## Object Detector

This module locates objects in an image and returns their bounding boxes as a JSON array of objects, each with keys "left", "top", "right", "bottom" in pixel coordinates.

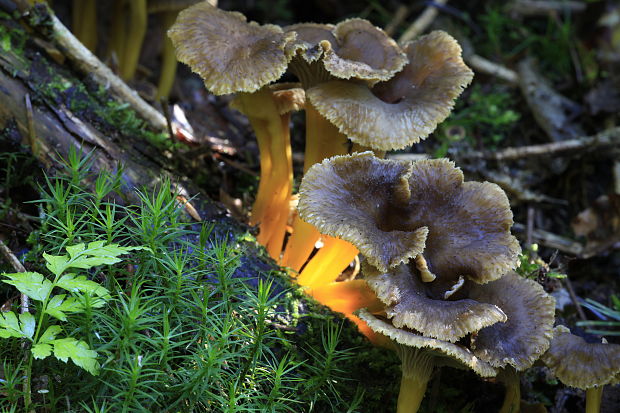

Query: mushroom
[
  {"left": 109, "top": 0, "right": 148, "bottom": 80},
  {"left": 306, "top": 30, "right": 474, "bottom": 151},
  {"left": 168, "top": 2, "right": 298, "bottom": 258},
  {"left": 298, "top": 152, "right": 520, "bottom": 278},
  {"left": 147, "top": 0, "right": 203, "bottom": 99},
  {"left": 280, "top": 18, "right": 408, "bottom": 273},
  {"left": 298, "top": 152, "right": 556, "bottom": 411},
  {"left": 357, "top": 308, "right": 497, "bottom": 413},
  {"left": 72, "top": 0, "right": 97, "bottom": 52},
  {"left": 541, "top": 326, "right": 620, "bottom": 413}
]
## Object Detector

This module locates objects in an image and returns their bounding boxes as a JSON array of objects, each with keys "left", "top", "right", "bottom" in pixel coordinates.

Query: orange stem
[
  {"left": 281, "top": 103, "right": 348, "bottom": 268},
  {"left": 235, "top": 90, "right": 292, "bottom": 257},
  {"left": 297, "top": 236, "right": 358, "bottom": 288}
]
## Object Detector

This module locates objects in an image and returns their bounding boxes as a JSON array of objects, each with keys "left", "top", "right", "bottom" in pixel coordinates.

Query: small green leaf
[
  {"left": 44, "top": 253, "right": 70, "bottom": 277},
  {"left": 45, "top": 294, "right": 84, "bottom": 321},
  {"left": 64, "top": 241, "right": 144, "bottom": 270},
  {"left": 39, "top": 325, "right": 62, "bottom": 343},
  {"left": 65, "top": 243, "right": 86, "bottom": 259},
  {"left": 56, "top": 274, "right": 110, "bottom": 298},
  {"left": 0, "top": 311, "right": 24, "bottom": 339},
  {"left": 32, "top": 343, "right": 52, "bottom": 359},
  {"left": 19, "top": 312, "right": 35, "bottom": 339},
  {"left": 51, "top": 337, "right": 99, "bottom": 375},
  {"left": 2, "top": 272, "right": 53, "bottom": 301}
]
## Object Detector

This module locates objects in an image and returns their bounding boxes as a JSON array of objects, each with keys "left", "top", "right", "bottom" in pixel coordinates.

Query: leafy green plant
[
  {"left": 0, "top": 147, "right": 393, "bottom": 411},
  {"left": 433, "top": 84, "right": 520, "bottom": 157},
  {"left": 516, "top": 244, "right": 566, "bottom": 280},
  {"left": 1, "top": 241, "right": 144, "bottom": 408}
]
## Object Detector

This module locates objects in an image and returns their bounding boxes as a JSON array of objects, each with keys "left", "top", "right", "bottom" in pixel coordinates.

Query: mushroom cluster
[
  {"left": 168, "top": 3, "right": 473, "bottom": 315},
  {"left": 298, "top": 152, "right": 557, "bottom": 412}
]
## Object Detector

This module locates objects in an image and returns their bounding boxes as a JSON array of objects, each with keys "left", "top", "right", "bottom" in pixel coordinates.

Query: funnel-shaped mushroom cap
[
  {"left": 285, "top": 19, "right": 407, "bottom": 83},
  {"left": 298, "top": 152, "right": 520, "bottom": 281},
  {"left": 168, "top": 2, "right": 296, "bottom": 95},
  {"left": 357, "top": 309, "right": 497, "bottom": 378},
  {"left": 306, "top": 31, "right": 474, "bottom": 150},
  {"left": 364, "top": 262, "right": 507, "bottom": 342},
  {"left": 298, "top": 152, "right": 427, "bottom": 272},
  {"left": 468, "top": 272, "right": 556, "bottom": 370},
  {"left": 541, "top": 326, "right": 620, "bottom": 389}
]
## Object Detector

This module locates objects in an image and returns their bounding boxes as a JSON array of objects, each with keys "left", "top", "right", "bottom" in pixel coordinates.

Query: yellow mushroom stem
[
  {"left": 306, "top": 279, "right": 387, "bottom": 345},
  {"left": 586, "top": 387, "right": 603, "bottom": 413},
  {"left": 233, "top": 89, "right": 293, "bottom": 259},
  {"left": 281, "top": 103, "right": 350, "bottom": 270},
  {"left": 109, "top": 0, "right": 126, "bottom": 68},
  {"left": 395, "top": 346, "right": 434, "bottom": 413},
  {"left": 156, "top": 11, "right": 178, "bottom": 100},
  {"left": 296, "top": 235, "right": 358, "bottom": 288},
  {"left": 72, "top": 0, "right": 97, "bottom": 52},
  {"left": 121, "top": 0, "right": 147, "bottom": 80},
  {"left": 498, "top": 367, "right": 521, "bottom": 413},
  {"left": 415, "top": 255, "right": 436, "bottom": 282}
]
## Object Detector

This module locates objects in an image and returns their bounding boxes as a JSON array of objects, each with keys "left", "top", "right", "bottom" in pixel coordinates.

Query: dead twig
[
  {"left": 507, "top": 1, "right": 586, "bottom": 16},
  {"left": 518, "top": 58, "right": 583, "bottom": 142},
  {"left": 563, "top": 276, "right": 588, "bottom": 321},
  {"left": 466, "top": 54, "right": 519, "bottom": 84},
  {"left": 461, "top": 127, "right": 620, "bottom": 161},
  {"left": 0, "top": 238, "right": 29, "bottom": 314},
  {"left": 398, "top": 0, "right": 448, "bottom": 44},
  {"left": 384, "top": 4, "right": 410, "bottom": 37},
  {"left": 513, "top": 222, "right": 583, "bottom": 256}
]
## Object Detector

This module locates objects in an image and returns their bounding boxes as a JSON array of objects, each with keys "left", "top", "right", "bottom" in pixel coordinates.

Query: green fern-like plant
[{"left": 1, "top": 241, "right": 145, "bottom": 408}]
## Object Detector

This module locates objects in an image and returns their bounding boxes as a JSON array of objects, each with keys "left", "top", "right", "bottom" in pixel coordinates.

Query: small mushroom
[
  {"left": 307, "top": 31, "right": 474, "bottom": 151},
  {"left": 541, "top": 326, "right": 620, "bottom": 413},
  {"left": 72, "top": 0, "right": 97, "bottom": 52},
  {"left": 169, "top": 3, "right": 298, "bottom": 257},
  {"left": 147, "top": 0, "right": 202, "bottom": 99},
  {"left": 357, "top": 308, "right": 497, "bottom": 413},
  {"left": 169, "top": 2, "right": 296, "bottom": 95}
]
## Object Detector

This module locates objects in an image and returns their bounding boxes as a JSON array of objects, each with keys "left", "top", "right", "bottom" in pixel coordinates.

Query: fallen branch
[
  {"left": 27, "top": 4, "right": 167, "bottom": 131},
  {"left": 506, "top": 0, "right": 586, "bottom": 16},
  {"left": 513, "top": 223, "right": 583, "bottom": 256},
  {"left": 466, "top": 54, "right": 519, "bottom": 84},
  {"left": 461, "top": 127, "right": 620, "bottom": 161},
  {"left": 398, "top": 0, "right": 448, "bottom": 44},
  {"left": 384, "top": 4, "right": 410, "bottom": 37}
]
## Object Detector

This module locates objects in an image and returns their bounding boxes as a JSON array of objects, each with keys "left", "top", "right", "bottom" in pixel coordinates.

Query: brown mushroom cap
[
  {"left": 364, "top": 262, "right": 507, "bottom": 343},
  {"left": 541, "top": 326, "right": 620, "bottom": 389},
  {"left": 297, "top": 152, "right": 520, "bottom": 282},
  {"left": 285, "top": 19, "right": 407, "bottom": 85},
  {"left": 357, "top": 309, "right": 497, "bottom": 378},
  {"left": 168, "top": 2, "right": 296, "bottom": 95},
  {"left": 306, "top": 31, "right": 474, "bottom": 150},
  {"left": 468, "top": 272, "right": 556, "bottom": 370},
  {"left": 298, "top": 152, "right": 428, "bottom": 272}
]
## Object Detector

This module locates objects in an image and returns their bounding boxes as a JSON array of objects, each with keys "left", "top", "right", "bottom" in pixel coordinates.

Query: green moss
[{"left": 0, "top": 11, "right": 27, "bottom": 55}]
